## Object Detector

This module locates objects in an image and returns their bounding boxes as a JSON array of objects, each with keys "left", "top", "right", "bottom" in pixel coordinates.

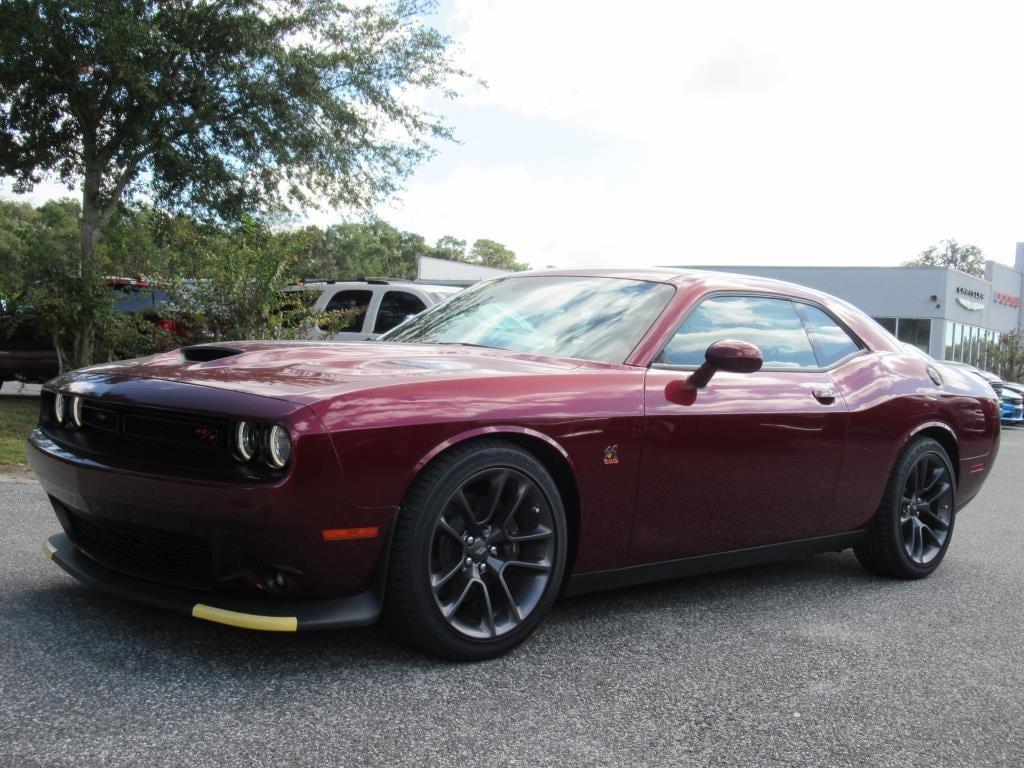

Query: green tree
[
  {"left": 170, "top": 218, "right": 306, "bottom": 342},
  {"left": 432, "top": 235, "right": 467, "bottom": 262},
  {"left": 97, "top": 207, "right": 177, "bottom": 279},
  {"left": 988, "top": 331, "right": 1024, "bottom": 383},
  {"left": 0, "top": 200, "right": 38, "bottom": 307},
  {"left": 297, "top": 220, "right": 424, "bottom": 281},
  {"left": 0, "top": 0, "right": 466, "bottom": 367},
  {"left": 468, "top": 238, "right": 528, "bottom": 271},
  {"left": 1, "top": 199, "right": 114, "bottom": 370},
  {"left": 905, "top": 239, "right": 986, "bottom": 277}
]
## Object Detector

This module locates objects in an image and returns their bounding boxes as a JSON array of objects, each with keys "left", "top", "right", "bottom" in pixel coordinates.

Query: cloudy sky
[
  {"left": 9, "top": 0, "right": 1024, "bottom": 271},
  {"left": 382, "top": 0, "right": 1024, "bottom": 270}
]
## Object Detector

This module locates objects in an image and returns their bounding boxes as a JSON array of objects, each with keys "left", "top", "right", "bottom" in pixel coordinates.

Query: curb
[{"left": 0, "top": 382, "right": 42, "bottom": 397}]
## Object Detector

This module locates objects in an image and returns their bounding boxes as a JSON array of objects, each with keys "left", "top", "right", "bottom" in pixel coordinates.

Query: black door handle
[{"left": 812, "top": 388, "right": 837, "bottom": 404}]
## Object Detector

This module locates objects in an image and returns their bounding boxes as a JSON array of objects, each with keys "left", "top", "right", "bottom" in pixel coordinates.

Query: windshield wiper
[{"left": 430, "top": 341, "right": 503, "bottom": 350}]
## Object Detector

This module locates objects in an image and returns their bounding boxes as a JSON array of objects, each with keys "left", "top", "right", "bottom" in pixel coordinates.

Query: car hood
[{"left": 61, "top": 341, "right": 584, "bottom": 403}]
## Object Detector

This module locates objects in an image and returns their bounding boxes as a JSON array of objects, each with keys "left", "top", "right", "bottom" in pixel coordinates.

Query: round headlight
[
  {"left": 70, "top": 396, "right": 83, "bottom": 428},
  {"left": 267, "top": 425, "right": 292, "bottom": 468},
  {"left": 53, "top": 393, "right": 66, "bottom": 425},
  {"left": 235, "top": 421, "right": 259, "bottom": 461}
]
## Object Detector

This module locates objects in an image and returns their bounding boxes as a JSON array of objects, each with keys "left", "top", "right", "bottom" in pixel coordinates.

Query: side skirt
[{"left": 564, "top": 531, "right": 867, "bottom": 597}]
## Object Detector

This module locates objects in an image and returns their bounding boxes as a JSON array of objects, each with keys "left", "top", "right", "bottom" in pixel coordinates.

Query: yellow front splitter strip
[
  {"left": 191, "top": 604, "right": 297, "bottom": 632},
  {"left": 44, "top": 536, "right": 298, "bottom": 632}
]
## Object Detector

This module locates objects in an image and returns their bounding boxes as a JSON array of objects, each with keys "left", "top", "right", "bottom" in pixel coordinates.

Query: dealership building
[{"left": 676, "top": 244, "right": 1024, "bottom": 369}]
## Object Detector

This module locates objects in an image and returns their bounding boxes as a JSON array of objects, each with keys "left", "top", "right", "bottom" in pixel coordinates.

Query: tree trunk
[
  {"left": 71, "top": 165, "right": 104, "bottom": 370},
  {"left": 70, "top": 318, "right": 95, "bottom": 371}
]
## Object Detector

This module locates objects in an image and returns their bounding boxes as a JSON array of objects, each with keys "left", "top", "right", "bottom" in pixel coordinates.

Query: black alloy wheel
[
  {"left": 855, "top": 437, "right": 956, "bottom": 579},
  {"left": 898, "top": 452, "right": 954, "bottom": 565},
  {"left": 385, "top": 440, "right": 568, "bottom": 660},
  {"left": 430, "top": 467, "right": 556, "bottom": 639}
]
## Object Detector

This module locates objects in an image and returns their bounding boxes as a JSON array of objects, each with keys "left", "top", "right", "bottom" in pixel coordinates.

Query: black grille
[
  {"left": 78, "top": 401, "right": 227, "bottom": 451},
  {"left": 57, "top": 503, "right": 215, "bottom": 591},
  {"left": 41, "top": 393, "right": 282, "bottom": 481}
]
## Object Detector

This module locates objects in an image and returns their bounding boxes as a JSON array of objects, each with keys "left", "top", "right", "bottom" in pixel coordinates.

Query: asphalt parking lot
[{"left": 2, "top": 429, "right": 1023, "bottom": 768}]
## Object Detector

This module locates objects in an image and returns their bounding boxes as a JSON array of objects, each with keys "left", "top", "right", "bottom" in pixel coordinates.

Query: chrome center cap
[{"left": 469, "top": 539, "right": 488, "bottom": 560}]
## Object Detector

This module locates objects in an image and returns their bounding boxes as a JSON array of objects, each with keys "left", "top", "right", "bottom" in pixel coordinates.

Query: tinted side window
[
  {"left": 325, "top": 289, "right": 372, "bottom": 332},
  {"left": 659, "top": 295, "right": 818, "bottom": 369},
  {"left": 795, "top": 304, "right": 862, "bottom": 367},
  {"left": 374, "top": 291, "right": 427, "bottom": 334}
]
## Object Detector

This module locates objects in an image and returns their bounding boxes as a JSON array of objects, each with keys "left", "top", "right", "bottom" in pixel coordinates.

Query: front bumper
[
  {"left": 43, "top": 532, "right": 383, "bottom": 631},
  {"left": 29, "top": 407, "right": 397, "bottom": 627}
]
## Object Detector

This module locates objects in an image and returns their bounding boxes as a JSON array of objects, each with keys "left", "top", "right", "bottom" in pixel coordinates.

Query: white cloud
[
  {"left": 382, "top": 165, "right": 620, "bottom": 267},
  {"left": 1, "top": 178, "right": 79, "bottom": 207},
  {"left": 384, "top": 0, "right": 1024, "bottom": 268}
]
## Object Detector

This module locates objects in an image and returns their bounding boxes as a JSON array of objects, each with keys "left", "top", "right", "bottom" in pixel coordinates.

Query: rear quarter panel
[{"left": 821, "top": 351, "right": 999, "bottom": 535}]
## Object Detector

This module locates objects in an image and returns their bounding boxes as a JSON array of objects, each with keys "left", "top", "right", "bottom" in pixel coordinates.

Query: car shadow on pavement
[{"left": 7, "top": 547, "right": 898, "bottom": 680}]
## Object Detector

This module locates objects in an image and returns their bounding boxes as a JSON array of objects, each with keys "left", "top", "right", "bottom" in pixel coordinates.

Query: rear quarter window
[{"left": 794, "top": 303, "right": 862, "bottom": 367}]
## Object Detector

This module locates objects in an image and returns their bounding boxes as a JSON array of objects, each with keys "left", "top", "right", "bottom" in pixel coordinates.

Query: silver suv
[{"left": 298, "top": 279, "right": 460, "bottom": 342}]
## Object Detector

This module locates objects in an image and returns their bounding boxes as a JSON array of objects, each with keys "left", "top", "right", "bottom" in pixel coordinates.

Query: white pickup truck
[{"left": 297, "top": 279, "right": 461, "bottom": 341}]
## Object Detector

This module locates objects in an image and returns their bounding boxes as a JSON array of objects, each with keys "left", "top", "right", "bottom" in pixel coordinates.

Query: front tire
[
  {"left": 384, "top": 439, "right": 568, "bottom": 660},
  {"left": 855, "top": 437, "right": 956, "bottom": 579}
]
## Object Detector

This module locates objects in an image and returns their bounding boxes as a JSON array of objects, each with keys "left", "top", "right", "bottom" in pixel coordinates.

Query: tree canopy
[
  {"left": 905, "top": 239, "right": 986, "bottom": 277},
  {"left": 467, "top": 238, "right": 528, "bottom": 271},
  {"left": 0, "top": 200, "right": 526, "bottom": 372},
  {"left": 0, "top": 0, "right": 467, "bottom": 366}
]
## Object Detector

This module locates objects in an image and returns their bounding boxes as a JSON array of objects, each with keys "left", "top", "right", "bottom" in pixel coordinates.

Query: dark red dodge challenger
[{"left": 30, "top": 269, "right": 1000, "bottom": 659}]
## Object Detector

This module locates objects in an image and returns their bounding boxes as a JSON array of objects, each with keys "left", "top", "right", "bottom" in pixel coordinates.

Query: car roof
[
  {"left": 507, "top": 267, "right": 906, "bottom": 355},
  {"left": 285, "top": 280, "right": 460, "bottom": 292},
  {"left": 510, "top": 267, "right": 858, "bottom": 303}
]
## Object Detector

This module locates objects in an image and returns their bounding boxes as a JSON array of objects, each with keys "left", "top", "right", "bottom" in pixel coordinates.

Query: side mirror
[
  {"left": 665, "top": 339, "right": 763, "bottom": 404},
  {"left": 688, "top": 339, "right": 762, "bottom": 389}
]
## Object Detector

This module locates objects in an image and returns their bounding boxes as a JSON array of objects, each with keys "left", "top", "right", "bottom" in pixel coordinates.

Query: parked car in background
[
  {"left": 1, "top": 278, "right": 183, "bottom": 383},
  {"left": 1004, "top": 382, "right": 1024, "bottom": 398},
  {"left": 935, "top": 360, "right": 1003, "bottom": 396},
  {"left": 297, "top": 279, "right": 460, "bottom": 341},
  {"left": 0, "top": 307, "right": 57, "bottom": 382},
  {"left": 1000, "top": 382, "right": 1024, "bottom": 425},
  {"left": 33, "top": 269, "right": 1000, "bottom": 660}
]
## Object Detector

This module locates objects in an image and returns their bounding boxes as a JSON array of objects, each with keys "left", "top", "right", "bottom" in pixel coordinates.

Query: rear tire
[
  {"left": 855, "top": 437, "right": 956, "bottom": 579},
  {"left": 384, "top": 439, "right": 568, "bottom": 660}
]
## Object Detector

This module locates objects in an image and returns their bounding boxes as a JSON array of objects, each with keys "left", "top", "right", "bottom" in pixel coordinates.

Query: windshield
[{"left": 382, "top": 275, "right": 675, "bottom": 364}]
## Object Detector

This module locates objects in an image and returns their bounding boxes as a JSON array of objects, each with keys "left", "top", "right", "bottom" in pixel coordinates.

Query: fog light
[
  {"left": 70, "top": 396, "right": 83, "bottom": 428},
  {"left": 266, "top": 425, "right": 292, "bottom": 468},
  {"left": 261, "top": 566, "right": 288, "bottom": 594},
  {"left": 53, "top": 393, "right": 66, "bottom": 425}
]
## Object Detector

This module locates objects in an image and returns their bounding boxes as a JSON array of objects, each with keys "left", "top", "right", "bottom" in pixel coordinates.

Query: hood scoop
[{"left": 181, "top": 346, "right": 244, "bottom": 363}]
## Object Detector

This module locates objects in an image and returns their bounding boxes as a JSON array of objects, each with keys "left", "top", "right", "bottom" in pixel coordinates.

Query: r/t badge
[{"left": 603, "top": 445, "right": 619, "bottom": 465}]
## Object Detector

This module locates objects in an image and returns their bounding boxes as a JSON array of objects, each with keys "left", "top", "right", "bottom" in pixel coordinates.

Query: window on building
[
  {"left": 967, "top": 325, "right": 978, "bottom": 367},
  {"left": 874, "top": 316, "right": 931, "bottom": 354},
  {"left": 942, "top": 322, "right": 1003, "bottom": 367},
  {"left": 874, "top": 317, "right": 897, "bottom": 335},
  {"left": 896, "top": 318, "right": 931, "bottom": 354},
  {"left": 952, "top": 322, "right": 964, "bottom": 362}
]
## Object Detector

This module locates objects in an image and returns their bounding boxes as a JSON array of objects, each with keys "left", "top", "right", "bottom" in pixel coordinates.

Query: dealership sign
[
  {"left": 955, "top": 286, "right": 985, "bottom": 311},
  {"left": 995, "top": 291, "right": 1021, "bottom": 309}
]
